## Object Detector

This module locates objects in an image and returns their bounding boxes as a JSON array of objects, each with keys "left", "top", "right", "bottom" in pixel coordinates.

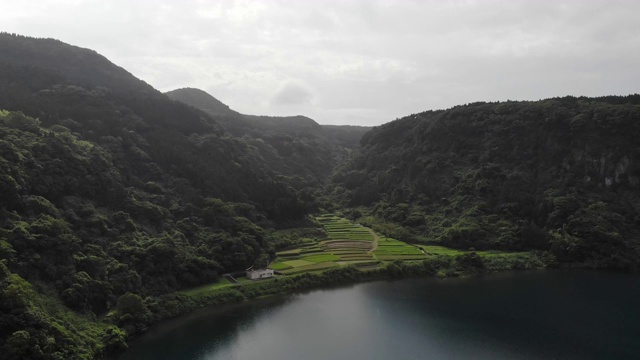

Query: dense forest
[
  {"left": 166, "top": 88, "right": 370, "bottom": 190},
  {"left": 0, "top": 33, "right": 366, "bottom": 359},
  {"left": 0, "top": 32, "right": 639, "bottom": 359},
  {"left": 330, "top": 97, "right": 640, "bottom": 268}
]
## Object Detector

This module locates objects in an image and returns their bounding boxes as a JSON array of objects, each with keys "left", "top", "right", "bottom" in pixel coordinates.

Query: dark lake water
[{"left": 118, "top": 270, "right": 640, "bottom": 360}]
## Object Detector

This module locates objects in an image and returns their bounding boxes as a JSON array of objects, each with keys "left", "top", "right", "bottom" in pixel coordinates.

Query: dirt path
[
  {"left": 366, "top": 227, "right": 380, "bottom": 253},
  {"left": 222, "top": 273, "right": 238, "bottom": 284}
]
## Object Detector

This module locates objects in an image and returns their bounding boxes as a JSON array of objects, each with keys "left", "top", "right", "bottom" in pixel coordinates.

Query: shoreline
[
  {"left": 111, "top": 268, "right": 640, "bottom": 360},
  {"left": 107, "top": 251, "right": 552, "bottom": 359}
]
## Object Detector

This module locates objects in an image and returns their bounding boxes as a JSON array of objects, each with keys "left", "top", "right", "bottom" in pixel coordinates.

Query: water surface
[{"left": 119, "top": 270, "right": 640, "bottom": 360}]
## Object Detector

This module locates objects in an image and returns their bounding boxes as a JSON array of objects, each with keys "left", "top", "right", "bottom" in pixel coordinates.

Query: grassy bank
[
  {"left": 122, "top": 251, "right": 551, "bottom": 340},
  {"left": 105, "top": 214, "right": 555, "bottom": 358}
]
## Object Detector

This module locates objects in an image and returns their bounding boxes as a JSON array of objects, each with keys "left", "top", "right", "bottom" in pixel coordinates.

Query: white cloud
[
  {"left": 272, "top": 81, "right": 315, "bottom": 106},
  {"left": 1, "top": 0, "right": 640, "bottom": 125}
]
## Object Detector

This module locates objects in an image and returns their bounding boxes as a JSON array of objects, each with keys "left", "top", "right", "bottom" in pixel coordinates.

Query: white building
[{"left": 246, "top": 268, "right": 274, "bottom": 280}]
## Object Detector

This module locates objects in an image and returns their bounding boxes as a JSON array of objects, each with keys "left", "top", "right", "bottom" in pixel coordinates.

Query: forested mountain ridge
[
  {"left": 0, "top": 33, "right": 318, "bottom": 359},
  {"left": 331, "top": 96, "right": 640, "bottom": 268},
  {"left": 165, "top": 88, "right": 239, "bottom": 116},
  {"left": 0, "top": 32, "right": 311, "bottom": 215},
  {"left": 0, "top": 33, "right": 158, "bottom": 98},
  {"left": 165, "top": 87, "right": 371, "bottom": 188}
]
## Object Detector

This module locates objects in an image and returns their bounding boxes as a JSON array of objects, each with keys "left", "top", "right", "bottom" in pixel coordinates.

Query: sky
[{"left": 2, "top": 0, "right": 640, "bottom": 126}]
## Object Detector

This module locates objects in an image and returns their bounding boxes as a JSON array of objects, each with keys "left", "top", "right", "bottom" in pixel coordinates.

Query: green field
[
  {"left": 180, "top": 216, "right": 531, "bottom": 299},
  {"left": 374, "top": 236, "right": 427, "bottom": 260},
  {"left": 317, "top": 214, "right": 376, "bottom": 262},
  {"left": 279, "top": 262, "right": 340, "bottom": 274},
  {"left": 270, "top": 214, "right": 375, "bottom": 272},
  {"left": 268, "top": 214, "right": 510, "bottom": 275},
  {"left": 277, "top": 249, "right": 303, "bottom": 256},
  {"left": 282, "top": 259, "right": 314, "bottom": 267},
  {"left": 271, "top": 214, "right": 423, "bottom": 272},
  {"left": 302, "top": 254, "right": 340, "bottom": 263},
  {"left": 270, "top": 262, "right": 293, "bottom": 270},
  {"left": 180, "top": 277, "right": 233, "bottom": 296},
  {"left": 182, "top": 215, "right": 527, "bottom": 291},
  {"left": 271, "top": 214, "right": 433, "bottom": 270}
]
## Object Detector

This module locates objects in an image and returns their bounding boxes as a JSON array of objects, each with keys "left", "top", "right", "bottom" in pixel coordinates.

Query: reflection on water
[
  {"left": 119, "top": 270, "right": 640, "bottom": 360},
  {"left": 119, "top": 295, "right": 296, "bottom": 360}
]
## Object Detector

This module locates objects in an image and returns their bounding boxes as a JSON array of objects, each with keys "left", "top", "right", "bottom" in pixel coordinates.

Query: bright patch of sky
[{"left": 3, "top": 0, "right": 639, "bottom": 125}]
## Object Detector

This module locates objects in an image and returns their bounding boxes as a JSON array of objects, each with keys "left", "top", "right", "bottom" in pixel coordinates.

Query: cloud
[
  {"left": 2, "top": 0, "right": 640, "bottom": 125},
  {"left": 272, "top": 81, "right": 314, "bottom": 106}
]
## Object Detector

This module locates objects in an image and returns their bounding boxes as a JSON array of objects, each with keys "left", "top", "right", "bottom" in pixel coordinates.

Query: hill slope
[
  {"left": 331, "top": 96, "right": 640, "bottom": 268},
  {"left": 165, "top": 88, "right": 239, "bottom": 116},
  {"left": 0, "top": 33, "right": 310, "bottom": 359},
  {"left": 165, "top": 87, "right": 371, "bottom": 188}
]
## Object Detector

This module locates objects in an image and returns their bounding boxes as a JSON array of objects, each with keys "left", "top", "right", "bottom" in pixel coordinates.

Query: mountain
[
  {"left": 0, "top": 33, "right": 158, "bottom": 98},
  {"left": 0, "top": 33, "right": 312, "bottom": 216},
  {"left": 165, "top": 88, "right": 239, "bottom": 116},
  {"left": 165, "top": 87, "right": 371, "bottom": 188},
  {"left": 0, "top": 33, "right": 312, "bottom": 359},
  {"left": 331, "top": 96, "right": 640, "bottom": 269}
]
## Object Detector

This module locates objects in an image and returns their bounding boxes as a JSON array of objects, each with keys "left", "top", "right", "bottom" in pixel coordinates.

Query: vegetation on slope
[
  {"left": 165, "top": 87, "right": 371, "bottom": 190},
  {"left": 268, "top": 214, "right": 539, "bottom": 274},
  {"left": 0, "top": 33, "right": 316, "bottom": 359},
  {"left": 0, "top": 109, "right": 284, "bottom": 358},
  {"left": 330, "top": 96, "right": 640, "bottom": 269}
]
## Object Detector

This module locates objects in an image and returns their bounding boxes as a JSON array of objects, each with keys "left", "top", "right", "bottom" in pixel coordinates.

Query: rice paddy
[
  {"left": 184, "top": 214, "right": 525, "bottom": 293},
  {"left": 421, "top": 245, "right": 509, "bottom": 257},
  {"left": 181, "top": 214, "right": 525, "bottom": 293},
  {"left": 270, "top": 214, "right": 437, "bottom": 273},
  {"left": 317, "top": 214, "right": 375, "bottom": 263},
  {"left": 264, "top": 213, "right": 524, "bottom": 276},
  {"left": 374, "top": 236, "right": 427, "bottom": 260}
]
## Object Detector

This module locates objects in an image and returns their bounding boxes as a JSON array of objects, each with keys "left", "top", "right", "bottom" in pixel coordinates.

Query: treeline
[{"left": 331, "top": 96, "right": 640, "bottom": 269}]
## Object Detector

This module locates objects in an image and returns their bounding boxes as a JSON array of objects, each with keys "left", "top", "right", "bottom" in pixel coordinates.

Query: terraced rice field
[
  {"left": 183, "top": 218, "right": 526, "bottom": 295},
  {"left": 317, "top": 214, "right": 375, "bottom": 262},
  {"left": 270, "top": 241, "right": 339, "bottom": 273},
  {"left": 374, "top": 236, "right": 427, "bottom": 260},
  {"left": 269, "top": 214, "right": 507, "bottom": 275},
  {"left": 421, "top": 245, "right": 467, "bottom": 256},
  {"left": 420, "top": 245, "right": 509, "bottom": 257},
  {"left": 270, "top": 214, "right": 379, "bottom": 274}
]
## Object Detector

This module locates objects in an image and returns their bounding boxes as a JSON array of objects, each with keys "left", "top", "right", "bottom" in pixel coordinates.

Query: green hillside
[
  {"left": 330, "top": 97, "right": 640, "bottom": 268},
  {"left": 165, "top": 87, "right": 371, "bottom": 189},
  {"left": 0, "top": 33, "right": 312, "bottom": 359}
]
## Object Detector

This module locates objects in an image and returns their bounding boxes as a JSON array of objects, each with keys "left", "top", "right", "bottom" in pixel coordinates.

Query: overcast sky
[{"left": 3, "top": 0, "right": 640, "bottom": 126}]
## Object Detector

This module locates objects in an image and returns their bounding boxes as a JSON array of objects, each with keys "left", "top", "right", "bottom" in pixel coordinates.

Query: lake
[{"left": 118, "top": 270, "right": 640, "bottom": 360}]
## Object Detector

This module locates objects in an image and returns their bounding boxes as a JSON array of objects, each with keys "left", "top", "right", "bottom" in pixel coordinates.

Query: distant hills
[
  {"left": 165, "top": 87, "right": 370, "bottom": 148},
  {"left": 165, "top": 88, "right": 239, "bottom": 116},
  {"left": 165, "top": 87, "right": 371, "bottom": 188}
]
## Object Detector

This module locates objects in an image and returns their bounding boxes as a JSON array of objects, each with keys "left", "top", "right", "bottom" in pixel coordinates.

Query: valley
[{"left": 0, "top": 32, "right": 638, "bottom": 360}]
